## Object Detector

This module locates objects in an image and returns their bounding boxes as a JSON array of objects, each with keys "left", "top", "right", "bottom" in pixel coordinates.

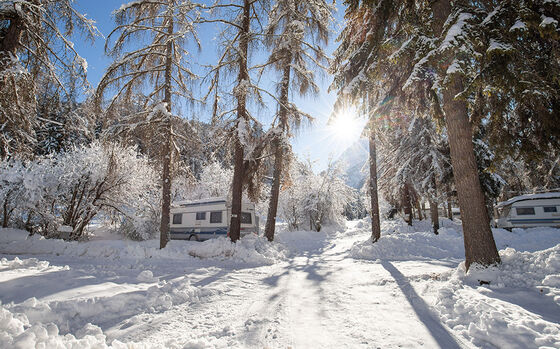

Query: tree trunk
[
  {"left": 0, "top": 10, "right": 22, "bottom": 55},
  {"left": 430, "top": 199, "right": 439, "bottom": 235},
  {"left": 368, "top": 105, "right": 381, "bottom": 242},
  {"left": 447, "top": 199, "right": 453, "bottom": 220},
  {"left": 402, "top": 183, "right": 413, "bottom": 226},
  {"left": 159, "top": 14, "right": 174, "bottom": 249},
  {"left": 415, "top": 199, "right": 423, "bottom": 220},
  {"left": 264, "top": 54, "right": 292, "bottom": 242},
  {"left": 431, "top": 177, "right": 439, "bottom": 234},
  {"left": 264, "top": 139, "right": 283, "bottom": 241},
  {"left": 229, "top": 0, "right": 251, "bottom": 242},
  {"left": 442, "top": 76, "right": 500, "bottom": 269}
]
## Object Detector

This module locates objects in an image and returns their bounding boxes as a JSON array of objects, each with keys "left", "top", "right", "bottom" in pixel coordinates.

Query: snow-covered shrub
[
  {"left": 279, "top": 161, "right": 353, "bottom": 231},
  {"left": 0, "top": 142, "right": 160, "bottom": 240}
]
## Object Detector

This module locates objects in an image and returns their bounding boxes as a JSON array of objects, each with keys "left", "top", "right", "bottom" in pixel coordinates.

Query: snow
[
  {"left": 496, "top": 191, "right": 560, "bottom": 208},
  {"left": 510, "top": 20, "right": 527, "bottom": 32},
  {"left": 440, "top": 13, "right": 473, "bottom": 51},
  {"left": 541, "top": 16, "right": 559, "bottom": 28},
  {"left": 1, "top": 219, "right": 560, "bottom": 348},
  {"left": 487, "top": 39, "right": 514, "bottom": 54}
]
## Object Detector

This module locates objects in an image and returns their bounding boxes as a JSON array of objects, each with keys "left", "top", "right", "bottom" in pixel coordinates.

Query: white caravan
[
  {"left": 169, "top": 197, "right": 259, "bottom": 241},
  {"left": 494, "top": 192, "right": 560, "bottom": 230}
]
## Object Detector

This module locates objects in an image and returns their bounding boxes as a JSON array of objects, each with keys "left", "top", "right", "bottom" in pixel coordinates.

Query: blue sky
[{"left": 73, "top": 1, "right": 366, "bottom": 172}]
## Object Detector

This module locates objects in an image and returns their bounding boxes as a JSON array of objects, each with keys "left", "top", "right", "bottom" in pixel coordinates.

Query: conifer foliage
[{"left": 0, "top": 0, "right": 98, "bottom": 159}]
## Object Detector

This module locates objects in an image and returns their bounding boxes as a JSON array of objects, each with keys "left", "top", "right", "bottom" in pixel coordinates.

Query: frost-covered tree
[
  {"left": 0, "top": 0, "right": 98, "bottom": 158},
  {"left": 332, "top": 0, "right": 503, "bottom": 269},
  {"left": 279, "top": 160, "right": 353, "bottom": 232},
  {"left": 96, "top": 0, "right": 201, "bottom": 248},
  {"left": 204, "top": 0, "right": 274, "bottom": 242},
  {"left": 35, "top": 81, "right": 96, "bottom": 155},
  {"left": 0, "top": 142, "right": 159, "bottom": 239},
  {"left": 262, "top": 0, "right": 333, "bottom": 241}
]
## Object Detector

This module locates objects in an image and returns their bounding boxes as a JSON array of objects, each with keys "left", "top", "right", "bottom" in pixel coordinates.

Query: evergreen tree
[{"left": 0, "top": 0, "right": 98, "bottom": 158}]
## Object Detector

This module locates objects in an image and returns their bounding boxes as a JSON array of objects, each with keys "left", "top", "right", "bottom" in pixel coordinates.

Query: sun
[{"left": 329, "top": 109, "right": 364, "bottom": 142}]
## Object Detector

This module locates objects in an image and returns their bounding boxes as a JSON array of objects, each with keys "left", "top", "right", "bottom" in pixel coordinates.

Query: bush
[{"left": 0, "top": 142, "right": 160, "bottom": 240}]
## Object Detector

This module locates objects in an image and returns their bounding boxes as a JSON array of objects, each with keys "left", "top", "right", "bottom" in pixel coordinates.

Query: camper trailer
[
  {"left": 494, "top": 192, "right": 560, "bottom": 230},
  {"left": 169, "top": 197, "right": 259, "bottom": 241}
]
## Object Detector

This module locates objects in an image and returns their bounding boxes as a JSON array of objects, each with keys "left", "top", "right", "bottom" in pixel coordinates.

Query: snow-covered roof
[
  {"left": 172, "top": 197, "right": 227, "bottom": 207},
  {"left": 496, "top": 192, "right": 560, "bottom": 208}
]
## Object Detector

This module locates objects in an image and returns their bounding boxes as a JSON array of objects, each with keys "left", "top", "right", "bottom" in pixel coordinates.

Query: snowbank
[
  {"left": 0, "top": 304, "right": 137, "bottom": 349},
  {"left": 0, "top": 255, "right": 213, "bottom": 348},
  {"left": 349, "top": 219, "right": 466, "bottom": 261},
  {"left": 0, "top": 228, "right": 287, "bottom": 266},
  {"left": 349, "top": 218, "right": 560, "bottom": 261},
  {"left": 435, "top": 245, "right": 560, "bottom": 348},
  {"left": 187, "top": 235, "right": 287, "bottom": 265}
]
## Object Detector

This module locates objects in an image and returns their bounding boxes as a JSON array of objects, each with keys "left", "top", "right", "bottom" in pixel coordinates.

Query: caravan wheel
[{"left": 188, "top": 234, "right": 199, "bottom": 242}]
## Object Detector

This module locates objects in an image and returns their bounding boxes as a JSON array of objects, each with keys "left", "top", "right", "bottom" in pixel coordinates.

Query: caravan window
[
  {"left": 516, "top": 207, "right": 535, "bottom": 215},
  {"left": 241, "top": 212, "right": 252, "bottom": 224},
  {"left": 172, "top": 214, "right": 182, "bottom": 224},
  {"left": 196, "top": 212, "right": 206, "bottom": 220},
  {"left": 210, "top": 211, "right": 222, "bottom": 223},
  {"left": 544, "top": 206, "right": 558, "bottom": 213}
]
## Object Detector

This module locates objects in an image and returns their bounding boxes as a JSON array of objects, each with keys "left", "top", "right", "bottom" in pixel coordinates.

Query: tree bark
[
  {"left": 447, "top": 198, "right": 453, "bottom": 220},
  {"left": 431, "top": 177, "right": 439, "bottom": 234},
  {"left": 229, "top": 0, "right": 251, "bottom": 242},
  {"left": 415, "top": 199, "right": 423, "bottom": 220},
  {"left": 264, "top": 53, "right": 292, "bottom": 242},
  {"left": 159, "top": 13, "right": 173, "bottom": 249},
  {"left": 368, "top": 102, "right": 381, "bottom": 242},
  {"left": 442, "top": 76, "right": 500, "bottom": 269},
  {"left": 402, "top": 183, "right": 413, "bottom": 226},
  {"left": 264, "top": 139, "right": 283, "bottom": 241},
  {"left": 0, "top": 8, "right": 22, "bottom": 55},
  {"left": 430, "top": 199, "right": 439, "bottom": 235}
]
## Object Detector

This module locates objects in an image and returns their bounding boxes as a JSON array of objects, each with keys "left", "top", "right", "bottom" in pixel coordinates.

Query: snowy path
[{"left": 96, "top": 224, "right": 470, "bottom": 348}]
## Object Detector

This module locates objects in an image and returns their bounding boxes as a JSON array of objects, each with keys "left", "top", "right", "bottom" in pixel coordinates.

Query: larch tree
[
  {"left": 263, "top": 0, "right": 333, "bottom": 242},
  {"left": 205, "top": 0, "right": 272, "bottom": 242},
  {"left": 0, "top": 0, "right": 98, "bottom": 159},
  {"left": 96, "top": 0, "right": 201, "bottom": 249}
]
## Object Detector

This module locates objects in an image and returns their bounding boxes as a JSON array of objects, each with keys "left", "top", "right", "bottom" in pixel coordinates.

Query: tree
[
  {"left": 332, "top": 0, "right": 503, "bottom": 269},
  {"left": 263, "top": 0, "right": 332, "bottom": 241},
  {"left": 205, "top": 0, "right": 272, "bottom": 242},
  {"left": 279, "top": 159, "right": 353, "bottom": 232},
  {"left": 331, "top": 0, "right": 401, "bottom": 242},
  {"left": 96, "top": 0, "right": 201, "bottom": 248},
  {"left": 0, "top": 0, "right": 98, "bottom": 158}
]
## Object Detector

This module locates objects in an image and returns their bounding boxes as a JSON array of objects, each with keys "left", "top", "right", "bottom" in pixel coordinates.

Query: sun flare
[{"left": 329, "top": 110, "right": 363, "bottom": 142}]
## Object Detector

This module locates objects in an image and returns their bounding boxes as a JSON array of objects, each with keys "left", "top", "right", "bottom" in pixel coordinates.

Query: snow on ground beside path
[
  {"left": 350, "top": 218, "right": 560, "bottom": 261},
  {"left": 0, "top": 229, "right": 287, "bottom": 265},
  {"left": 0, "top": 229, "right": 287, "bottom": 348},
  {"left": 436, "top": 245, "right": 560, "bottom": 348}
]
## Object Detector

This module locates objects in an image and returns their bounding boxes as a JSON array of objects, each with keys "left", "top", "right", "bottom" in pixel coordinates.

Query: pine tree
[
  {"left": 0, "top": 0, "right": 98, "bottom": 158},
  {"left": 263, "top": 0, "right": 332, "bottom": 242},
  {"left": 332, "top": 0, "right": 503, "bottom": 269},
  {"left": 96, "top": 0, "right": 201, "bottom": 248}
]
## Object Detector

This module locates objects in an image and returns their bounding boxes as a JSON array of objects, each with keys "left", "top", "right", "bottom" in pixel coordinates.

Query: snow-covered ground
[{"left": 1, "top": 219, "right": 559, "bottom": 348}]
